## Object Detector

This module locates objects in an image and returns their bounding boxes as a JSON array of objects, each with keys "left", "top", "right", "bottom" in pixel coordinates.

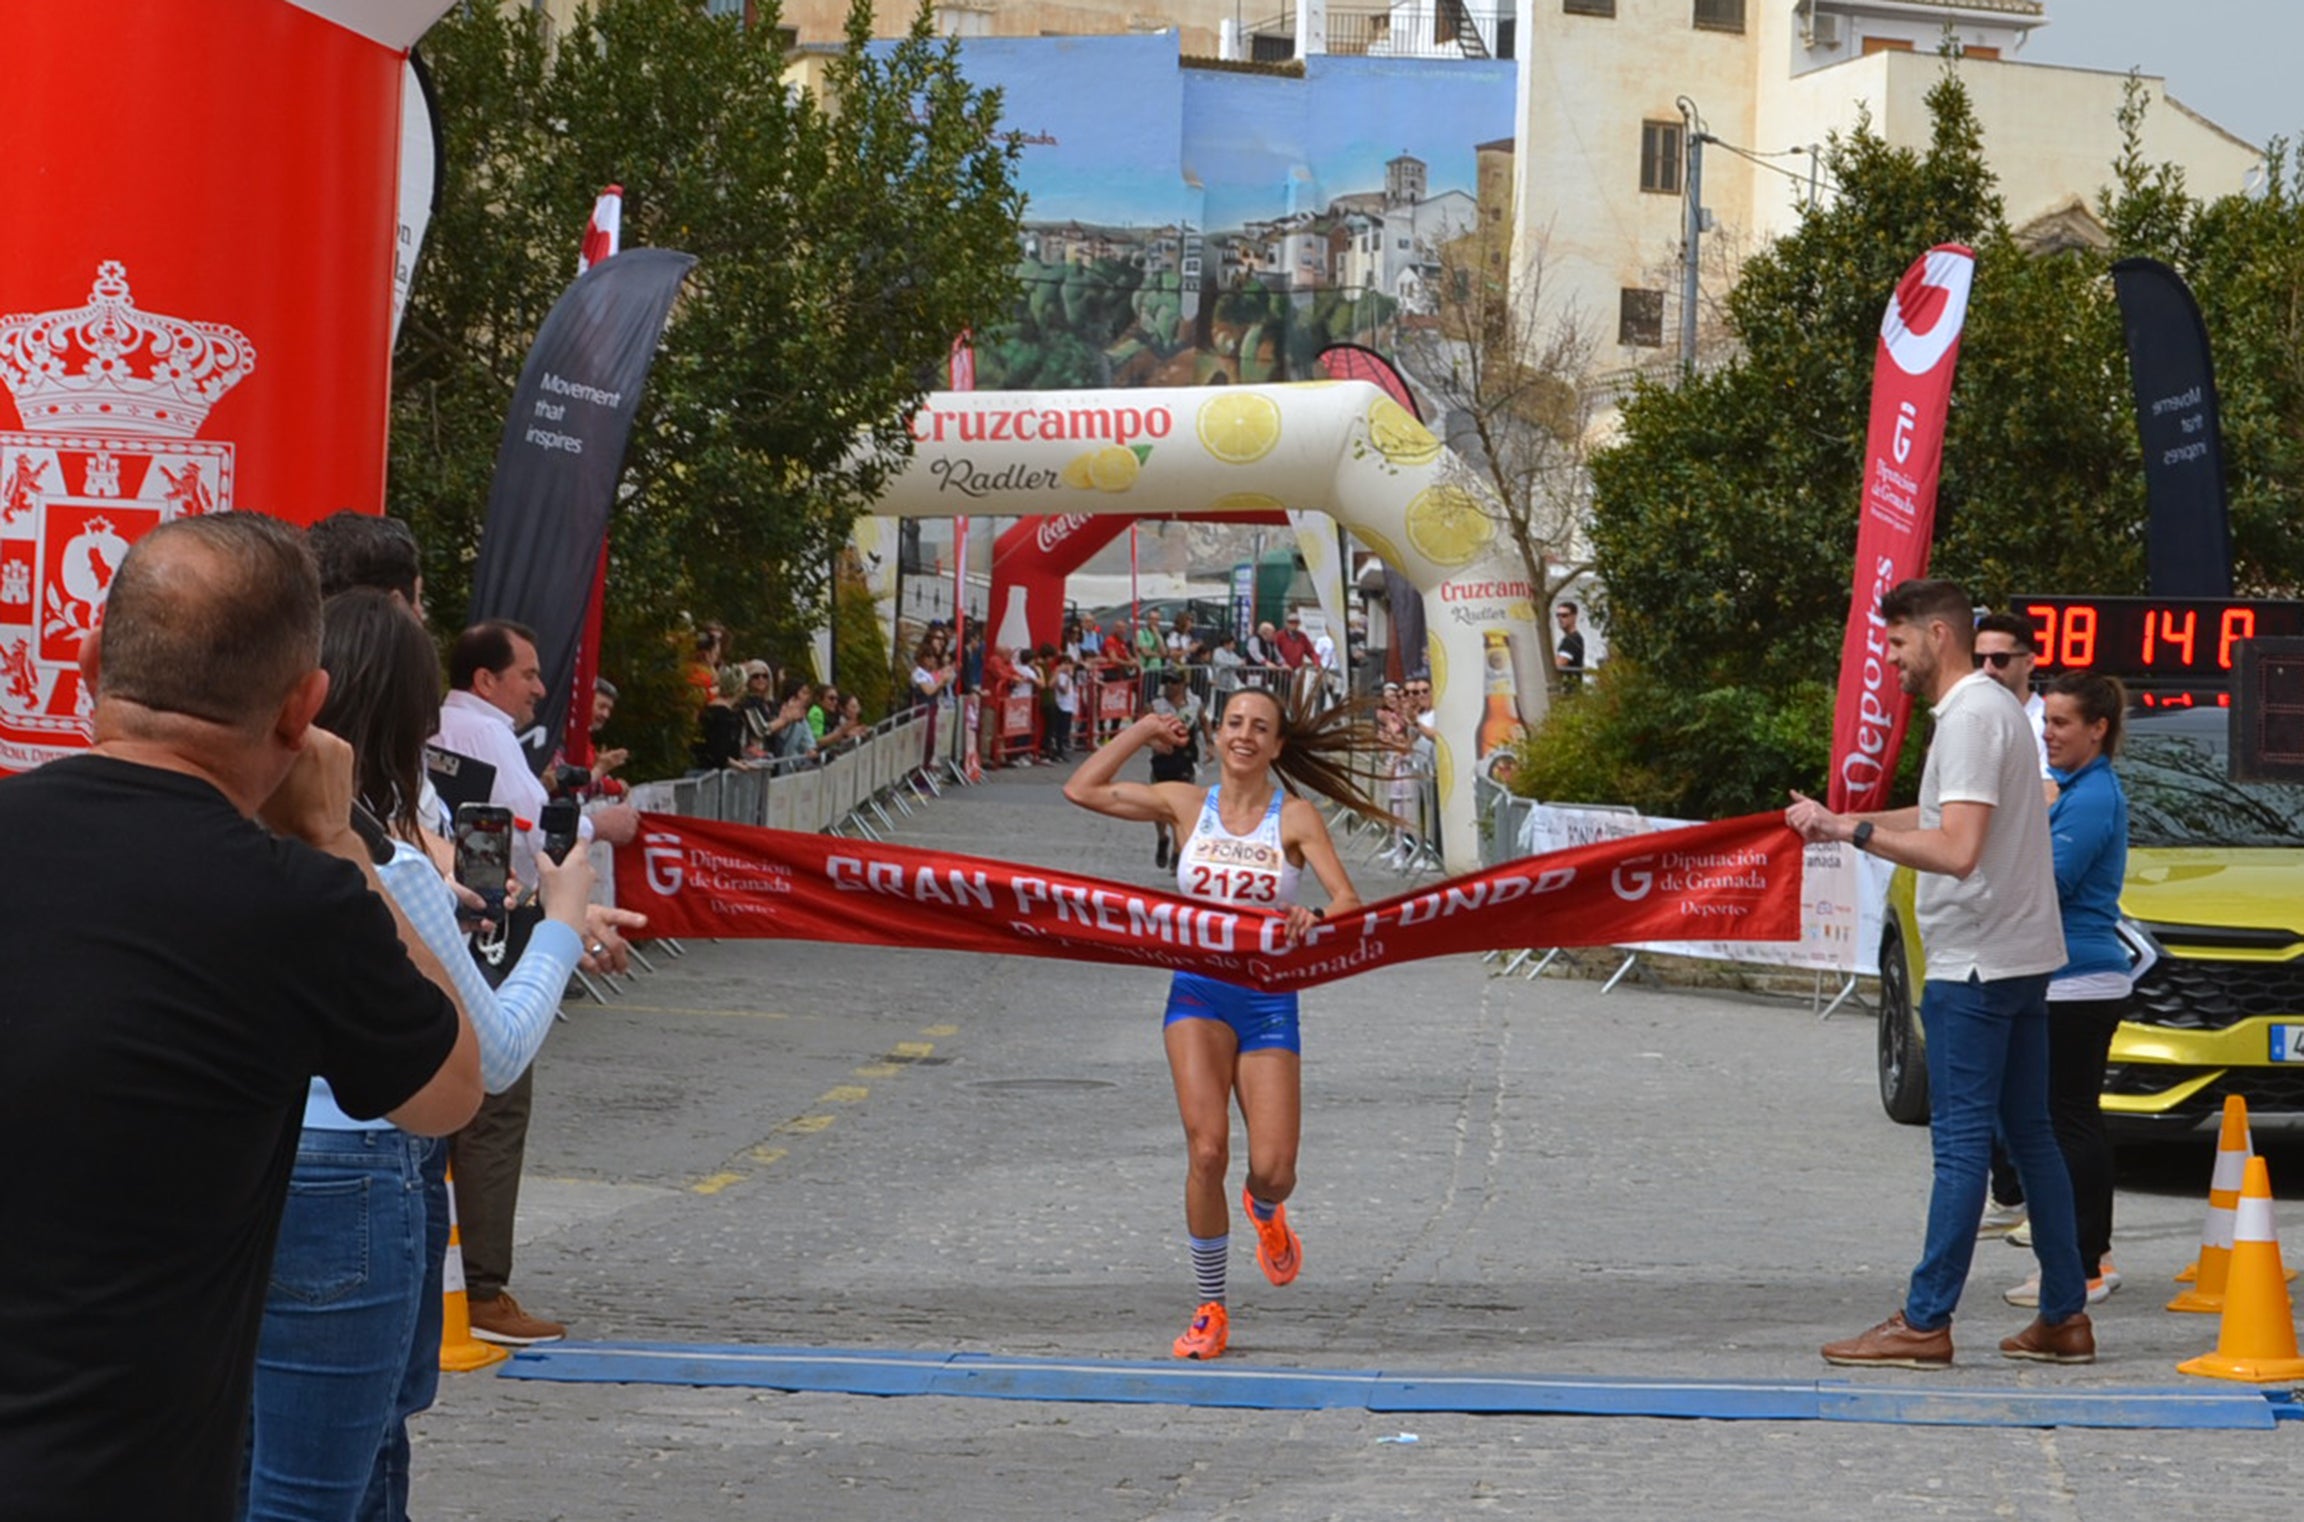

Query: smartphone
[
  {"left": 540, "top": 798, "right": 581, "bottom": 865},
  {"left": 452, "top": 803, "right": 514, "bottom": 916}
]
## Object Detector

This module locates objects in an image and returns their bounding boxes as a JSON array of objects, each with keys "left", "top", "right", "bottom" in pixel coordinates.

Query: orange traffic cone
[
  {"left": 2169, "top": 1097, "right": 2251, "bottom": 1312},
  {"left": 2178, "top": 1156, "right": 2304, "bottom": 1382},
  {"left": 2173, "top": 1095, "right": 2297, "bottom": 1289},
  {"left": 440, "top": 1165, "right": 509, "bottom": 1373}
]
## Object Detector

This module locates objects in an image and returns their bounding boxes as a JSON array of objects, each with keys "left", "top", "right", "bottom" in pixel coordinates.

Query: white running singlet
[{"left": 1175, "top": 787, "right": 1299, "bottom": 910}]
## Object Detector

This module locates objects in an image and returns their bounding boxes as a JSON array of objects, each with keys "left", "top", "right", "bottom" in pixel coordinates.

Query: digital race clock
[
  {"left": 2018, "top": 597, "right": 2304, "bottom": 678},
  {"left": 2012, "top": 597, "right": 2304, "bottom": 710}
]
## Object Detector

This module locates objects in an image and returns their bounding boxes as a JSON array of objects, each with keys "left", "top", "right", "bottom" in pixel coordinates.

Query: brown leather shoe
[
  {"left": 467, "top": 1291, "right": 566, "bottom": 1346},
  {"left": 1821, "top": 1311, "right": 1953, "bottom": 1369},
  {"left": 2000, "top": 1311, "right": 2095, "bottom": 1364}
]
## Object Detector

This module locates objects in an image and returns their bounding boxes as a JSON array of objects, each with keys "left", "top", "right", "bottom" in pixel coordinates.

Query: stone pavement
[{"left": 409, "top": 760, "right": 2302, "bottom": 1520}]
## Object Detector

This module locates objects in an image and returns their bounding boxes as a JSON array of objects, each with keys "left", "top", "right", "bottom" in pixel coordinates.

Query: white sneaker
[
  {"left": 2005, "top": 1219, "right": 2033, "bottom": 1248},
  {"left": 1979, "top": 1199, "right": 2027, "bottom": 1236},
  {"left": 2003, "top": 1265, "right": 2116, "bottom": 1308}
]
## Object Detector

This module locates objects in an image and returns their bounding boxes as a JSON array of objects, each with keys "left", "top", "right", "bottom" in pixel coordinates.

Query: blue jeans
[
  {"left": 1907, "top": 973, "right": 2087, "bottom": 1328},
  {"left": 356, "top": 1136, "right": 447, "bottom": 1522},
  {"left": 243, "top": 1128, "right": 430, "bottom": 1522}
]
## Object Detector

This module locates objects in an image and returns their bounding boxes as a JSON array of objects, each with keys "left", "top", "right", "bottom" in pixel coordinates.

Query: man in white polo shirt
[{"left": 1787, "top": 578, "right": 2091, "bottom": 1368}]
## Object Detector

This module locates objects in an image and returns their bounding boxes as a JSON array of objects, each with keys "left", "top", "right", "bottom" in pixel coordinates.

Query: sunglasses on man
[{"left": 1973, "top": 650, "right": 2029, "bottom": 669}]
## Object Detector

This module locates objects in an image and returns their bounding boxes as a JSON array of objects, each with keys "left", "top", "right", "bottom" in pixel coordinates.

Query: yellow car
[{"left": 1875, "top": 708, "right": 2304, "bottom": 1137}]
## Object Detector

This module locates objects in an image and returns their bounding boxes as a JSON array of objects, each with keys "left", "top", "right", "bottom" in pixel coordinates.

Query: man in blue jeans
[{"left": 1787, "top": 578, "right": 2093, "bottom": 1366}]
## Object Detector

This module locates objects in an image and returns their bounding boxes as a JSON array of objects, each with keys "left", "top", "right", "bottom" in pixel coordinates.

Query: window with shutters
[{"left": 1640, "top": 120, "right": 1683, "bottom": 196}]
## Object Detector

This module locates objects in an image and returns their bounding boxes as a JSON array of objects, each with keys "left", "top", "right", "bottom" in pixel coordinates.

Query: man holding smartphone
[
  {"left": 430, "top": 619, "right": 631, "bottom": 1345},
  {"left": 0, "top": 514, "right": 483, "bottom": 1522}
]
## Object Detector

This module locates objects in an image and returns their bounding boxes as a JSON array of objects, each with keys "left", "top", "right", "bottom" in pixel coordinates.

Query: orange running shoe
[
  {"left": 1172, "top": 1301, "right": 1230, "bottom": 1360},
  {"left": 1243, "top": 1186, "right": 1302, "bottom": 1287}
]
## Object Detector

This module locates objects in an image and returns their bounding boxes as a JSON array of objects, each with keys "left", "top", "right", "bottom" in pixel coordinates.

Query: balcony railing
[{"left": 1249, "top": 1, "right": 1494, "bottom": 61}]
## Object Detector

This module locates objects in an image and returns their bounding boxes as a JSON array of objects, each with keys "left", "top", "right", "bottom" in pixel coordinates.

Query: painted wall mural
[{"left": 953, "top": 36, "right": 1517, "bottom": 393}]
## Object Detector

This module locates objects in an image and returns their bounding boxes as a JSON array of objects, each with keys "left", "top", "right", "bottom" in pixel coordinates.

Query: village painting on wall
[{"left": 943, "top": 35, "right": 1517, "bottom": 392}]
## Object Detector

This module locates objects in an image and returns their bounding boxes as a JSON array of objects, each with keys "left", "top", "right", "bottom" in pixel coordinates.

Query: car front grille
[
  {"left": 2129, "top": 954, "right": 2304, "bottom": 1031},
  {"left": 2104, "top": 1062, "right": 2304, "bottom": 1118}
]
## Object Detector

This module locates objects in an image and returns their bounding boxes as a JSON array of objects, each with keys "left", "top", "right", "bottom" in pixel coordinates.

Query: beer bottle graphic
[{"left": 1476, "top": 629, "right": 1526, "bottom": 759}]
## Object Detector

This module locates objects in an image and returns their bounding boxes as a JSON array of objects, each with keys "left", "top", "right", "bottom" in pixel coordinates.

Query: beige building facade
[{"left": 1512, "top": 0, "right": 2263, "bottom": 373}]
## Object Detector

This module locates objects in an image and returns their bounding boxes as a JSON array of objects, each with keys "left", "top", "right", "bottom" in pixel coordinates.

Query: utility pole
[{"left": 1677, "top": 95, "right": 1706, "bottom": 375}]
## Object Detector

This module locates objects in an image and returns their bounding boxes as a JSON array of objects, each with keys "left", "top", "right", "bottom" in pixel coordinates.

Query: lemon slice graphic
[
  {"left": 1089, "top": 445, "right": 1141, "bottom": 492},
  {"left": 1061, "top": 453, "right": 1096, "bottom": 490},
  {"left": 1197, "top": 393, "right": 1283, "bottom": 465},
  {"left": 1368, "top": 397, "right": 1441, "bottom": 467},
  {"left": 1351, "top": 524, "right": 1406, "bottom": 569},
  {"left": 1404, "top": 485, "right": 1495, "bottom": 569},
  {"left": 1207, "top": 491, "right": 1287, "bottom": 514}
]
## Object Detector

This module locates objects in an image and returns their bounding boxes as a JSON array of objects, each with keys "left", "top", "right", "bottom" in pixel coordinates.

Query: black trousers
[
  {"left": 450, "top": 904, "right": 542, "bottom": 1302},
  {"left": 1988, "top": 996, "right": 2127, "bottom": 1277}
]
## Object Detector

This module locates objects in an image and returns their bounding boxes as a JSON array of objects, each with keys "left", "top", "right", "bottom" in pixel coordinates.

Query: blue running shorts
[{"left": 1163, "top": 970, "right": 1301, "bottom": 1054}]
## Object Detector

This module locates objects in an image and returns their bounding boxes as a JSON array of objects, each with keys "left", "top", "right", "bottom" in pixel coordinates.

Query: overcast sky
[{"left": 2024, "top": 0, "right": 2298, "bottom": 152}]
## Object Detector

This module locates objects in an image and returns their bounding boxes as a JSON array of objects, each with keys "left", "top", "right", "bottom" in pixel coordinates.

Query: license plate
[{"left": 2273, "top": 1025, "right": 2304, "bottom": 1062}]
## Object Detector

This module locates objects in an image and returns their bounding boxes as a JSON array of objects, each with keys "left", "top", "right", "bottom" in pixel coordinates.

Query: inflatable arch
[{"left": 874, "top": 382, "right": 1547, "bottom": 873}]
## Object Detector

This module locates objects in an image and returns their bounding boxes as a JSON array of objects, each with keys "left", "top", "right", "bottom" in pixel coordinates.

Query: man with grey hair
[{"left": 0, "top": 513, "right": 481, "bottom": 1522}]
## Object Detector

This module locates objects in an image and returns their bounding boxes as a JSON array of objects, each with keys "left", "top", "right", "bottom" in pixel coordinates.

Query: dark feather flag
[
  {"left": 2112, "top": 257, "right": 2234, "bottom": 597},
  {"left": 467, "top": 247, "right": 696, "bottom": 769}
]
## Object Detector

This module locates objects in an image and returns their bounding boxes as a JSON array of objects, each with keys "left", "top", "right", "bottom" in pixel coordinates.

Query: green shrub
[{"left": 1510, "top": 663, "right": 1918, "bottom": 820}]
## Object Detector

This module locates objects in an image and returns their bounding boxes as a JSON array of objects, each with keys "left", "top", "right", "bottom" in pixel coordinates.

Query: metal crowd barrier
[{"left": 622, "top": 703, "right": 960, "bottom": 845}]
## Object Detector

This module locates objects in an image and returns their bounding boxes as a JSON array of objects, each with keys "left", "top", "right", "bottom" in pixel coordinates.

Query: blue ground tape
[
  {"left": 1372, "top": 1374, "right": 1820, "bottom": 1422},
  {"left": 500, "top": 1342, "right": 2287, "bottom": 1430},
  {"left": 934, "top": 1353, "right": 1379, "bottom": 1410}
]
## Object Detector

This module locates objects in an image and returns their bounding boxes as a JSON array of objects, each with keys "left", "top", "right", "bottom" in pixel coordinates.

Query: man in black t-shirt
[
  {"left": 1554, "top": 600, "right": 1587, "bottom": 682},
  {"left": 0, "top": 514, "right": 480, "bottom": 1522}
]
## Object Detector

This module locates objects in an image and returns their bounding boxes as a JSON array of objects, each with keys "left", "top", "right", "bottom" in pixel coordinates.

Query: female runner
[{"left": 1064, "top": 687, "right": 1384, "bottom": 1359}]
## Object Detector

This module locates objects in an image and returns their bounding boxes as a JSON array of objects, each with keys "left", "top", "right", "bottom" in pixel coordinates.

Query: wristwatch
[{"left": 1851, "top": 821, "right": 1876, "bottom": 853}]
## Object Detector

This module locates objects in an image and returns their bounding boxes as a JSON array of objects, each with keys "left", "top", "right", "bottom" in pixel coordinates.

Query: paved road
[{"left": 411, "top": 761, "right": 2302, "bottom": 1519}]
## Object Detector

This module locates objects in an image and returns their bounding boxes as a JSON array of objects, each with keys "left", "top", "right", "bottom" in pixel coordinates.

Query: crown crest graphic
[{"left": 0, "top": 261, "right": 257, "bottom": 440}]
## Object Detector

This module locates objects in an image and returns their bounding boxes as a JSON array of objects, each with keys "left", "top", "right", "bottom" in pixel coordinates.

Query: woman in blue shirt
[{"left": 2005, "top": 671, "right": 2130, "bottom": 1310}]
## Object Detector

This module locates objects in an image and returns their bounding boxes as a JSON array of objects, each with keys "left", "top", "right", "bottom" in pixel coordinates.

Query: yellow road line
[
  {"left": 687, "top": 1026, "right": 960, "bottom": 1193},
  {"left": 690, "top": 1171, "right": 748, "bottom": 1196}
]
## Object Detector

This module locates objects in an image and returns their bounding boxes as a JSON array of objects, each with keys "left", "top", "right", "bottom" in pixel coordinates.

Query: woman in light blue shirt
[{"left": 242, "top": 590, "right": 592, "bottom": 1521}]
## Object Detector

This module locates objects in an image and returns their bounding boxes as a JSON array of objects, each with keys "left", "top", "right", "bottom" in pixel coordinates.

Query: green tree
[
  {"left": 391, "top": 0, "right": 1023, "bottom": 775},
  {"left": 2100, "top": 75, "right": 2304, "bottom": 594},
  {"left": 1571, "top": 70, "right": 2162, "bottom": 813}
]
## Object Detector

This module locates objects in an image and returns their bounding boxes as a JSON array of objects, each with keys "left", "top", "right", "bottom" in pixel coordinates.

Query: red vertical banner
[
  {"left": 564, "top": 186, "right": 625, "bottom": 770},
  {"left": 1826, "top": 246, "right": 1975, "bottom": 813},
  {"left": 0, "top": 0, "right": 418, "bottom": 772}
]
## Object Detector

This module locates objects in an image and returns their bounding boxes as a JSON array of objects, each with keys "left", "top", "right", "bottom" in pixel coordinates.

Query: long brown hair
[
  {"left": 318, "top": 588, "right": 443, "bottom": 842},
  {"left": 1220, "top": 687, "right": 1398, "bottom": 823}
]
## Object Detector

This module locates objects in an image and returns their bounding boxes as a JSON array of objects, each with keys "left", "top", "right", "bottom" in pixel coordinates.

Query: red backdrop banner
[
  {"left": 616, "top": 811, "right": 1804, "bottom": 991},
  {"left": 0, "top": 1, "right": 415, "bottom": 771},
  {"left": 1827, "top": 246, "right": 1975, "bottom": 813}
]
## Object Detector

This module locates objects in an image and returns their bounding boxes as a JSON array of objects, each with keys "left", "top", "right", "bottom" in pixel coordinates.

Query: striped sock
[
  {"left": 1189, "top": 1234, "right": 1229, "bottom": 1305},
  {"left": 1247, "top": 1194, "right": 1278, "bottom": 1224}
]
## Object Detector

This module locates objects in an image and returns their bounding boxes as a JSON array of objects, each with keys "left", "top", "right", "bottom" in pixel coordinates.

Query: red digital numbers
[
  {"left": 2219, "top": 607, "right": 2257, "bottom": 670},
  {"left": 2027, "top": 602, "right": 2097, "bottom": 668},
  {"left": 2142, "top": 607, "right": 2198, "bottom": 667}
]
